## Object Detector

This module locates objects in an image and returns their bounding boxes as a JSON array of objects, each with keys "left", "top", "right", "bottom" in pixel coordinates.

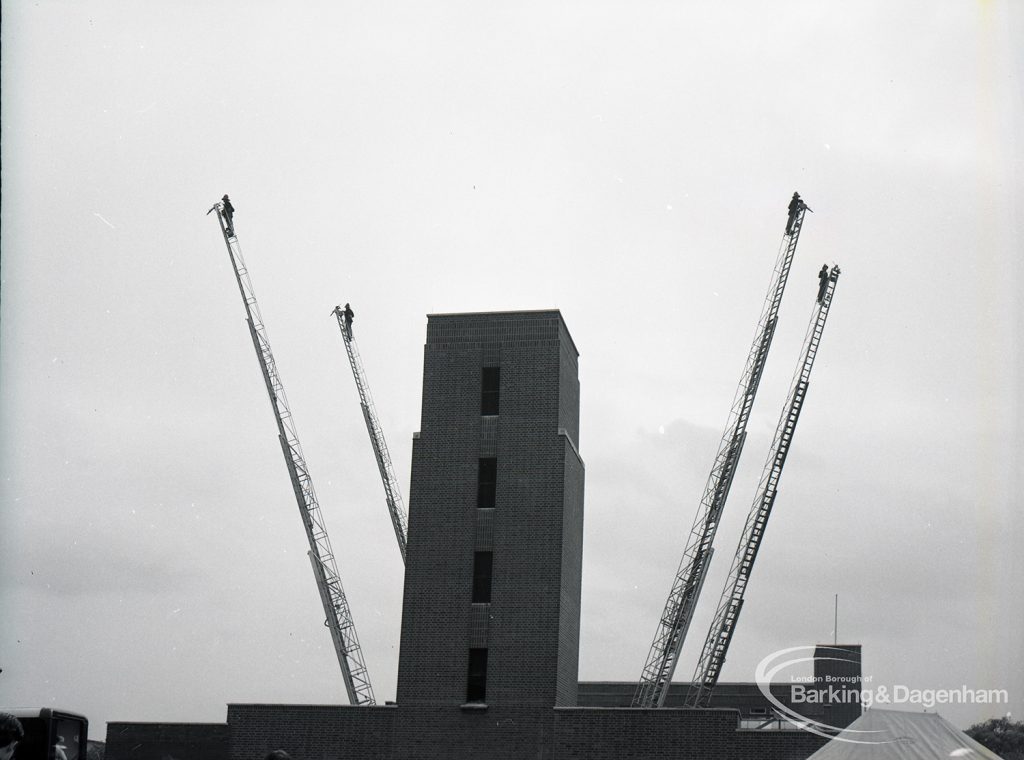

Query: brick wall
[
  {"left": 553, "top": 708, "right": 826, "bottom": 760},
  {"left": 228, "top": 703, "right": 561, "bottom": 760},
  {"left": 226, "top": 705, "right": 394, "bottom": 760},
  {"left": 389, "top": 706, "right": 554, "bottom": 760},
  {"left": 105, "top": 722, "right": 228, "bottom": 760},
  {"left": 557, "top": 320, "right": 581, "bottom": 445},
  {"left": 557, "top": 440, "right": 585, "bottom": 707},
  {"left": 577, "top": 679, "right": 836, "bottom": 726},
  {"left": 733, "top": 727, "right": 827, "bottom": 760},
  {"left": 222, "top": 703, "right": 827, "bottom": 760},
  {"left": 396, "top": 311, "right": 584, "bottom": 710},
  {"left": 813, "top": 644, "right": 863, "bottom": 729}
]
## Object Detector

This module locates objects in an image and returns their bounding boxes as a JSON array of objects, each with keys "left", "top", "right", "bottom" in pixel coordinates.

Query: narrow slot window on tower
[
  {"left": 481, "top": 366, "right": 500, "bottom": 415},
  {"left": 466, "top": 648, "right": 488, "bottom": 703},
  {"left": 477, "top": 458, "right": 497, "bottom": 509},
  {"left": 471, "top": 551, "right": 493, "bottom": 603}
]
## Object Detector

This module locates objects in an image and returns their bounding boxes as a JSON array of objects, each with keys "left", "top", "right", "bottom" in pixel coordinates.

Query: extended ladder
[
  {"left": 209, "top": 198, "right": 375, "bottom": 706},
  {"left": 333, "top": 307, "right": 409, "bottom": 562},
  {"left": 633, "top": 195, "right": 810, "bottom": 709},
  {"left": 685, "top": 265, "right": 841, "bottom": 708}
]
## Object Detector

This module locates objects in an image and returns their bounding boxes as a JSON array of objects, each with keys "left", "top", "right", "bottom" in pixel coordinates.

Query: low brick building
[
  {"left": 108, "top": 310, "right": 854, "bottom": 760},
  {"left": 105, "top": 722, "right": 227, "bottom": 760}
]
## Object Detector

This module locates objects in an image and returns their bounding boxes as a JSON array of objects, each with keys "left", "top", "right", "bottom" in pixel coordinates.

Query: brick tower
[
  {"left": 139, "top": 308, "right": 834, "bottom": 760},
  {"left": 396, "top": 311, "right": 585, "bottom": 712}
]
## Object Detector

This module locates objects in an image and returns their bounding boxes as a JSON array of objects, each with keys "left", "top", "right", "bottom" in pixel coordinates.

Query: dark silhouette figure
[
  {"left": 782, "top": 190, "right": 806, "bottom": 235},
  {"left": 817, "top": 264, "right": 829, "bottom": 304},
  {"left": 786, "top": 192, "right": 804, "bottom": 235},
  {"left": 334, "top": 303, "right": 355, "bottom": 336},
  {"left": 0, "top": 713, "right": 24, "bottom": 760},
  {"left": 264, "top": 751, "right": 292, "bottom": 760},
  {"left": 222, "top": 194, "right": 235, "bottom": 237}
]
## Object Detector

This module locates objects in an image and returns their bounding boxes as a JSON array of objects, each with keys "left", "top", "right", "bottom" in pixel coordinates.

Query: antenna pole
[{"left": 834, "top": 594, "right": 838, "bottom": 645}]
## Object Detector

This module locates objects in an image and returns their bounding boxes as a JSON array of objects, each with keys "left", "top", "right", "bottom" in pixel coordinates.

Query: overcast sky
[{"left": 1, "top": 0, "right": 1021, "bottom": 735}]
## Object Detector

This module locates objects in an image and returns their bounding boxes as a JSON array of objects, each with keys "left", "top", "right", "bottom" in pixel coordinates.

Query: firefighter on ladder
[
  {"left": 786, "top": 192, "right": 804, "bottom": 235},
  {"left": 334, "top": 303, "right": 355, "bottom": 336},
  {"left": 817, "top": 264, "right": 841, "bottom": 303},
  {"left": 221, "top": 195, "right": 235, "bottom": 237},
  {"left": 208, "top": 194, "right": 236, "bottom": 236}
]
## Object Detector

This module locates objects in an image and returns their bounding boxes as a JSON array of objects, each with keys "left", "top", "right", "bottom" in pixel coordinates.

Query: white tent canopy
[{"left": 806, "top": 709, "right": 1003, "bottom": 760}]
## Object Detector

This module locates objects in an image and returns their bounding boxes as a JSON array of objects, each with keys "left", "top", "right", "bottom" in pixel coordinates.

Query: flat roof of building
[{"left": 425, "top": 309, "right": 579, "bottom": 357}]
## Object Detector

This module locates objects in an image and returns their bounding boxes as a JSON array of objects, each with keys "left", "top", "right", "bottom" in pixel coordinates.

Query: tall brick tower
[
  {"left": 156, "top": 308, "right": 836, "bottom": 760},
  {"left": 396, "top": 311, "right": 585, "bottom": 712}
]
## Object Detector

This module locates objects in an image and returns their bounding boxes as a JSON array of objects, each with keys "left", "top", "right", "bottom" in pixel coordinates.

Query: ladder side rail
[
  {"left": 351, "top": 346, "right": 409, "bottom": 556},
  {"left": 634, "top": 237, "right": 787, "bottom": 708},
  {"left": 307, "top": 551, "right": 374, "bottom": 699},
  {"left": 277, "top": 432, "right": 370, "bottom": 705},
  {"left": 685, "top": 267, "right": 840, "bottom": 709},
  {"left": 251, "top": 316, "right": 374, "bottom": 707},
  {"left": 689, "top": 273, "right": 835, "bottom": 707},
  {"left": 689, "top": 293, "right": 829, "bottom": 705},
  {"left": 338, "top": 316, "right": 410, "bottom": 558},
  {"left": 212, "top": 202, "right": 375, "bottom": 706},
  {"left": 633, "top": 201, "right": 809, "bottom": 708},
  {"left": 360, "top": 403, "right": 410, "bottom": 560},
  {"left": 334, "top": 312, "right": 409, "bottom": 562}
]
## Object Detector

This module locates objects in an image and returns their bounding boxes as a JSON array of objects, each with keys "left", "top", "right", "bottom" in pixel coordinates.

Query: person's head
[
  {"left": 264, "top": 750, "right": 291, "bottom": 760},
  {"left": 0, "top": 713, "right": 24, "bottom": 760}
]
